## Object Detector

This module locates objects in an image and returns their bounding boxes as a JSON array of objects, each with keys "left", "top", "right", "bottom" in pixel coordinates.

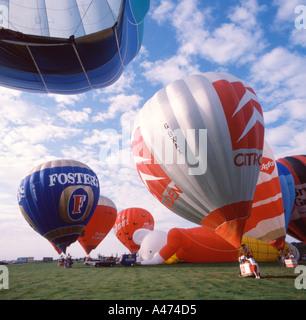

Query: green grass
[{"left": 1, "top": 261, "right": 305, "bottom": 300}]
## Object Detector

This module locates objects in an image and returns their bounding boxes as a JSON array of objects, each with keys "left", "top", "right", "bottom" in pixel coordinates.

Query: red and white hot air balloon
[
  {"left": 131, "top": 72, "right": 264, "bottom": 248},
  {"left": 244, "top": 140, "right": 286, "bottom": 249}
]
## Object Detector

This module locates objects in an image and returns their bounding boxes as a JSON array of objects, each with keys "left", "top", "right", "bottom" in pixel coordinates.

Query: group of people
[
  {"left": 58, "top": 254, "right": 73, "bottom": 268},
  {"left": 278, "top": 249, "right": 296, "bottom": 266},
  {"left": 238, "top": 244, "right": 260, "bottom": 279}
]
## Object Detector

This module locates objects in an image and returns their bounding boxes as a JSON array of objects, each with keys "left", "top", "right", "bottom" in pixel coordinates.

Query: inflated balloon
[
  {"left": 132, "top": 72, "right": 264, "bottom": 248},
  {"left": 0, "top": 0, "right": 150, "bottom": 94},
  {"left": 244, "top": 140, "right": 286, "bottom": 249},
  {"left": 277, "top": 156, "right": 306, "bottom": 244},
  {"left": 133, "top": 227, "right": 292, "bottom": 264},
  {"left": 78, "top": 195, "right": 117, "bottom": 255},
  {"left": 17, "top": 159, "right": 100, "bottom": 253},
  {"left": 113, "top": 207, "right": 154, "bottom": 253},
  {"left": 276, "top": 161, "right": 295, "bottom": 231}
]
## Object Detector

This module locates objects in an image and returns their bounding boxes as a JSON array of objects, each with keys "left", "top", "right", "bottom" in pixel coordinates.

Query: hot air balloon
[
  {"left": 113, "top": 207, "right": 154, "bottom": 253},
  {"left": 131, "top": 72, "right": 264, "bottom": 248},
  {"left": 277, "top": 156, "right": 306, "bottom": 244},
  {"left": 17, "top": 159, "right": 100, "bottom": 253},
  {"left": 0, "top": 0, "right": 150, "bottom": 94},
  {"left": 133, "top": 227, "right": 293, "bottom": 265},
  {"left": 78, "top": 195, "right": 117, "bottom": 255},
  {"left": 243, "top": 140, "right": 286, "bottom": 249},
  {"left": 276, "top": 161, "right": 295, "bottom": 231}
]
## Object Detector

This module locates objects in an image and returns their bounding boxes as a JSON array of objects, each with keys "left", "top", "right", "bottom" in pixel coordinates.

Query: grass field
[{"left": 1, "top": 261, "right": 305, "bottom": 301}]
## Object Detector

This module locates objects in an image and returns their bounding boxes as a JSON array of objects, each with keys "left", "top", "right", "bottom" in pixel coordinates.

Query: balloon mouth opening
[
  {"left": 201, "top": 201, "right": 252, "bottom": 249},
  {"left": 51, "top": 234, "right": 80, "bottom": 254},
  {"left": 268, "top": 236, "right": 285, "bottom": 250}
]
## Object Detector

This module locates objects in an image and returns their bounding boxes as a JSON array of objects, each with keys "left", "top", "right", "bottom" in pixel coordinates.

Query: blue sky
[{"left": 0, "top": 0, "right": 305, "bottom": 260}]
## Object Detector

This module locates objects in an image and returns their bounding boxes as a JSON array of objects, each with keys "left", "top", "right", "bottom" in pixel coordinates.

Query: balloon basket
[
  {"left": 284, "top": 259, "right": 298, "bottom": 268},
  {"left": 240, "top": 262, "right": 259, "bottom": 278}
]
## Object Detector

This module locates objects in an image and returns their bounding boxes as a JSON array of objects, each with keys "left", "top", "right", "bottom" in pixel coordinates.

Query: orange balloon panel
[
  {"left": 160, "top": 227, "right": 237, "bottom": 263},
  {"left": 113, "top": 208, "right": 154, "bottom": 253},
  {"left": 78, "top": 195, "right": 117, "bottom": 255}
]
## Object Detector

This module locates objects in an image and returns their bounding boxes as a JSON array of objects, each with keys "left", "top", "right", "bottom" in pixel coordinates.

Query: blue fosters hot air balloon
[
  {"left": 0, "top": 0, "right": 150, "bottom": 94},
  {"left": 17, "top": 159, "right": 100, "bottom": 253}
]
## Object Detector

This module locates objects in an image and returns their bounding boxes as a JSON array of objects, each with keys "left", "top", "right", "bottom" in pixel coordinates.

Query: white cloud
[
  {"left": 144, "top": 0, "right": 266, "bottom": 86},
  {"left": 198, "top": 22, "right": 265, "bottom": 65},
  {"left": 266, "top": 122, "right": 306, "bottom": 159},
  {"left": 141, "top": 55, "right": 199, "bottom": 86},
  {"left": 97, "top": 67, "right": 137, "bottom": 96},
  {"left": 273, "top": 0, "right": 301, "bottom": 23},
  {"left": 57, "top": 107, "right": 91, "bottom": 124},
  {"left": 291, "top": 29, "right": 306, "bottom": 47},
  {"left": 150, "top": 0, "right": 175, "bottom": 25},
  {"left": 250, "top": 47, "right": 306, "bottom": 104},
  {"left": 48, "top": 93, "right": 84, "bottom": 107},
  {"left": 93, "top": 94, "right": 142, "bottom": 122}
]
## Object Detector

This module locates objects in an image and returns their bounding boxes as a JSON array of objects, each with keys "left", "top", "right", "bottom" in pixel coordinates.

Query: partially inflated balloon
[
  {"left": 244, "top": 140, "right": 286, "bottom": 249},
  {"left": 277, "top": 156, "right": 306, "bottom": 244},
  {"left": 78, "top": 195, "right": 117, "bottom": 255},
  {"left": 133, "top": 227, "right": 292, "bottom": 264},
  {"left": 276, "top": 161, "right": 295, "bottom": 231},
  {"left": 113, "top": 207, "right": 154, "bottom": 253},
  {"left": 17, "top": 159, "right": 100, "bottom": 253},
  {"left": 132, "top": 72, "right": 264, "bottom": 248}
]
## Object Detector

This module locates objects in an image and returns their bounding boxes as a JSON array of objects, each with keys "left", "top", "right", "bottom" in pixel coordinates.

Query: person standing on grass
[{"left": 246, "top": 253, "right": 260, "bottom": 279}]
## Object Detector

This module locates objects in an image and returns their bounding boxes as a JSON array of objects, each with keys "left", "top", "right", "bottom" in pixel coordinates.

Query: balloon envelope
[
  {"left": 113, "top": 207, "right": 154, "bottom": 253},
  {"left": 277, "top": 155, "right": 306, "bottom": 244},
  {"left": 0, "top": 0, "right": 150, "bottom": 94},
  {"left": 135, "top": 227, "right": 292, "bottom": 264},
  {"left": 132, "top": 72, "right": 264, "bottom": 248},
  {"left": 244, "top": 140, "right": 286, "bottom": 249},
  {"left": 78, "top": 195, "right": 117, "bottom": 255},
  {"left": 17, "top": 159, "right": 100, "bottom": 253},
  {"left": 276, "top": 161, "right": 295, "bottom": 231}
]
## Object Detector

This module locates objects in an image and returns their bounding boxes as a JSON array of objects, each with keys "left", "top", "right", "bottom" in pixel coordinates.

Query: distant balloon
[
  {"left": 113, "top": 207, "right": 154, "bottom": 253},
  {"left": 0, "top": 0, "right": 150, "bottom": 94},
  {"left": 17, "top": 159, "right": 100, "bottom": 253},
  {"left": 277, "top": 156, "right": 306, "bottom": 244},
  {"left": 78, "top": 195, "right": 117, "bottom": 255},
  {"left": 244, "top": 140, "right": 286, "bottom": 249},
  {"left": 132, "top": 72, "right": 264, "bottom": 248},
  {"left": 276, "top": 161, "right": 295, "bottom": 231}
]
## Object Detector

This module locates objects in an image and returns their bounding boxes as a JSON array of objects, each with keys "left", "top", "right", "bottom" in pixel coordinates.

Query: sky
[{"left": 0, "top": 0, "right": 306, "bottom": 261}]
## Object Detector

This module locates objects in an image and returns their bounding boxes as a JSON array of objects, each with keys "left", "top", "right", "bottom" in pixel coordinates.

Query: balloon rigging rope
[
  {"left": 114, "top": 28, "right": 125, "bottom": 68},
  {"left": 73, "top": 0, "right": 95, "bottom": 37},
  {"left": 25, "top": 44, "right": 50, "bottom": 93},
  {"left": 71, "top": 41, "right": 93, "bottom": 89}
]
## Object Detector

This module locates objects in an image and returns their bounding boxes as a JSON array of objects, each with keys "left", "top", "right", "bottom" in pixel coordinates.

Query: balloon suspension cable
[
  {"left": 114, "top": 27, "right": 124, "bottom": 68},
  {"left": 73, "top": 0, "right": 94, "bottom": 37},
  {"left": 70, "top": 37, "right": 93, "bottom": 90},
  {"left": 25, "top": 44, "right": 50, "bottom": 94}
]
